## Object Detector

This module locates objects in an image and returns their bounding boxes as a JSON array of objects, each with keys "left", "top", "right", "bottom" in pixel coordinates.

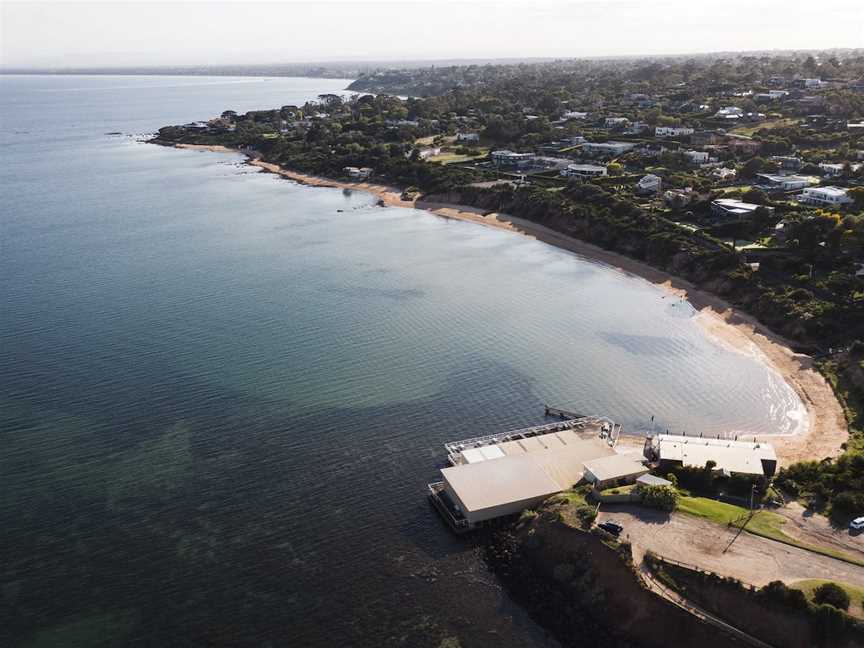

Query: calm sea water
[{"left": 1, "top": 75, "right": 803, "bottom": 647}]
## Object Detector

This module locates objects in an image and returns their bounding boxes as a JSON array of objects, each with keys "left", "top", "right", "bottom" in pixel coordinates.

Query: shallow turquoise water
[{"left": 0, "top": 75, "right": 802, "bottom": 647}]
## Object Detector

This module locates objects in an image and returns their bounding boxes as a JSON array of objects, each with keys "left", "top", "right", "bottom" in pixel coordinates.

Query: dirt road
[
  {"left": 599, "top": 505, "right": 864, "bottom": 588},
  {"left": 773, "top": 501, "right": 864, "bottom": 561}
]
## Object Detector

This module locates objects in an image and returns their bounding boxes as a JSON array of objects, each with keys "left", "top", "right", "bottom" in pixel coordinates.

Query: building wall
[{"left": 443, "top": 480, "right": 556, "bottom": 525}]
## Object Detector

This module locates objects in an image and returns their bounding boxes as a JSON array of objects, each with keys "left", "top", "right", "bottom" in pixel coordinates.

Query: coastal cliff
[
  {"left": 483, "top": 507, "right": 749, "bottom": 648},
  {"left": 484, "top": 500, "right": 864, "bottom": 648}
]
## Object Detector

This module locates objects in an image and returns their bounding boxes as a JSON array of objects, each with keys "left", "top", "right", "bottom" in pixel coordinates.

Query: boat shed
[{"left": 440, "top": 434, "right": 615, "bottom": 525}]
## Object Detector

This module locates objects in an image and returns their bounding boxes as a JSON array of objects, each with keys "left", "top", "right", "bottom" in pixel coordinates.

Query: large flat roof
[
  {"left": 442, "top": 435, "right": 615, "bottom": 514},
  {"left": 654, "top": 434, "right": 776, "bottom": 475}
]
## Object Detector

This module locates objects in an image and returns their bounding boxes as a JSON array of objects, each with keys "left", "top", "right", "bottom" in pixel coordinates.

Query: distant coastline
[{"left": 169, "top": 142, "right": 849, "bottom": 466}]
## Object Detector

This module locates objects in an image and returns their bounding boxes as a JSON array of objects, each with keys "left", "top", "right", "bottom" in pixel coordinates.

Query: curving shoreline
[{"left": 172, "top": 142, "right": 848, "bottom": 465}]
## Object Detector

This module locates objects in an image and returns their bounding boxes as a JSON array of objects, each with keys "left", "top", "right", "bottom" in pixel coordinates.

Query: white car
[{"left": 850, "top": 517, "right": 864, "bottom": 531}]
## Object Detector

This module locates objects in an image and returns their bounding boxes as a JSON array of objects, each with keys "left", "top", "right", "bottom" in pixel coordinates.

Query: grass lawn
[
  {"left": 731, "top": 117, "right": 798, "bottom": 137},
  {"left": 678, "top": 496, "right": 864, "bottom": 566},
  {"left": 791, "top": 579, "right": 864, "bottom": 618},
  {"left": 600, "top": 484, "right": 637, "bottom": 496},
  {"left": 545, "top": 487, "right": 596, "bottom": 529},
  {"left": 428, "top": 148, "right": 488, "bottom": 164},
  {"left": 551, "top": 488, "right": 590, "bottom": 507}
]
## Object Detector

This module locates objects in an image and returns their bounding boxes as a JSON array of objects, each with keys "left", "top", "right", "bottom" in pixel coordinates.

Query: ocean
[{"left": 0, "top": 75, "right": 804, "bottom": 647}]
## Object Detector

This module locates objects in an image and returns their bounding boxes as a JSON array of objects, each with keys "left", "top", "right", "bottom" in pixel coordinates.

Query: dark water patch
[{"left": 599, "top": 332, "right": 701, "bottom": 358}]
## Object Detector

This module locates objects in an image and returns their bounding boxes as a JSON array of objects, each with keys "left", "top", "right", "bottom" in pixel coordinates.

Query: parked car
[
  {"left": 598, "top": 521, "right": 623, "bottom": 536},
  {"left": 850, "top": 517, "right": 864, "bottom": 531}
]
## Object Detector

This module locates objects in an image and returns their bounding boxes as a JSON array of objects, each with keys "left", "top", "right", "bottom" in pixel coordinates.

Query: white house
[
  {"left": 711, "top": 198, "right": 774, "bottom": 218},
  {"left": 563, "top": 111, "right": 589, "bottom": 120},
  {"left": 799, "top": 78, "right": 823, "bottom": 88},
  {"left": 560, "top": 164, "right": 607, "bottom": 179},
  {"left": 655, "top": 126, "right": 694, "bottom": 137},
  {"left": 771, "top": 156, "right": 803, "bottom": 171},
  {"left": 714, "top": 106, "right": 744, "bottom": 120},
  {"left": 683, "top": 150, "right": 710, "bottom": 165},
  {"left": 755, "top": 174, "right": 815, "bottom": 191},
  {"left": 636, "top": 174, "right": 662, "bottom": 195},
  {"left": 417, "top": 147, "right": 441, "bottom": 160},
  {"left": 604, "top": 117, "right": 630, "bottom": 128},
  {"left": 754, "top": 90, "right": 789, "bottom": 101},
  {"left": 820, "top": 162, "right": 863, "bottom": 176},
  {"left": 712, "top": 167, "right": 737, "bottom": 181},
  {"left": 581, "top": 141, "right": 636, "bottom": 157},
  {"left": 798, "top": 186, "right": 853, "bottom": 207},
  {"left": 343, "top": 166, "right": 373, "bottom": 180},
  {"left": 491, "top": 150, "right": 535, "bottom": 168},
  {"left": 455, "top": 132, "right": 479, "bottom": 143}
]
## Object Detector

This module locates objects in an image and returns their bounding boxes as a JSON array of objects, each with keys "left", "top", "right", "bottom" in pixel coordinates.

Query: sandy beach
[{"left": 174, "top": 143, "right": 849, "bottom": 465}]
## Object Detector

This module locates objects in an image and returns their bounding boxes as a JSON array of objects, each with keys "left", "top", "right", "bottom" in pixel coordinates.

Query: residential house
[
  {"left": 655, "top": 126, "right": 694, "bottom": 137},
  {"left": 711, "top": 198, "right": 774, "bottom": 218},
  {"left": 560, "top": 164, "right": 607, "bottom": 179},
  {"left": 491, "top": 150, "right": 536, "bottom": 169},
  {"left": 580, "top": 141, "right": 637, "bottom": 157},
  {"left": 795, "top": 78, "right": 823, "bottom": 89},
  {"left": 755, "top": 174, "right": 815, "bottom": 191},
  {"left": 683, "top": 150, "right": 710, "bottom": 165},
  {"left": 754, "top": 90, "right": 789, "bottom": 101},
  {"left": 343, "top": 166, "right": 373, "bottom": 180},
  {"left": 665, "top": 189, "right": 693, "bottom": 208},
  {"left": 819, "top": 162, "right": 862, "bottom": 176},
  {"left": 692, "top": 130, "right": 723, "bottom": 146},
  {"left": 798, "top": 186, "right": 853, "bottom": 207},
  {"left": 455, "top": 132, "right": 479, "bottom": 143},
  {"left": 770, "top": 156, "right": 803, "bottom": 171},
  {"left": 724, "top": 134, "right": 761, "bottom": 154},
  {"left": 636, "top": 174, "right": 662, "bottom": 195},
  {"left": 712, "top": 167, "right": 737, "bottom": 181},
  {"left": 714, "top": 106, "right": 744, "bottom": 120},
  {"left": 562, "top": 111, "right": 589, "bottom": 120},
  {"left": 417, "top": 147, "right": 441, "bottom": 160},
  {"left": 625, "top": 121, "right": 650, "bottom": 134},
  {"left": 604, "top": 117, "right": 630, "bottom": 129}
]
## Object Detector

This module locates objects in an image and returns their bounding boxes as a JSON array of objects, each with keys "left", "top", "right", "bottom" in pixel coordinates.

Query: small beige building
[{"left": 582, "top": 453, "right": 649, "bottom": 490}]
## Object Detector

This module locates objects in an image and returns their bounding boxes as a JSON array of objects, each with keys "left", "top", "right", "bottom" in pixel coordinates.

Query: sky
[{"left": 1, "top": 0, "right": 863, "bottom": 69}]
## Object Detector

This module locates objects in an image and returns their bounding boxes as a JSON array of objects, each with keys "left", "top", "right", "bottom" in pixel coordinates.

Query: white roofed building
[
  {"left": 560, "top": 164, "right": 607, "bottom": 178},
  {"left": 798, "top": 186, "right": 853, "bottom": 207},
  {"left": 644, "top": 434, "right": 777, "bottom": 478}
]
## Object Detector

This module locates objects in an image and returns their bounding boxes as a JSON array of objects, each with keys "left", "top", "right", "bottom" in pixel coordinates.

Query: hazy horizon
[{"left": 2, "top": 0, "right": 863, "bottom": 70}]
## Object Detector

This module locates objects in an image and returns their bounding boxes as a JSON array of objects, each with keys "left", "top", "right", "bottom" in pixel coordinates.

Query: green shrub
[
  {"left": 575, "top": 505, "right": 598, "bottom": 529},
  {"left": 639, "top": 485, "right": 679, "bottom": 511},
  {"left": 813, "top": 582, "right": 851, "bottom": 611}
]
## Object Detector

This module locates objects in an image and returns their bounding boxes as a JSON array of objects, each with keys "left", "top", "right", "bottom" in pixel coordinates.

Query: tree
[
  {"left": 813, "top": 582, "right": 850, "bottom": 611},
  {"left": 741, "top": 157, "right": 766, "bottom": 179},
  {"left": 848, "top": 187, "right": 864, "bottom": 212},
  {"left": 639, "top": 485, "right": 679, "bottom": 511}
]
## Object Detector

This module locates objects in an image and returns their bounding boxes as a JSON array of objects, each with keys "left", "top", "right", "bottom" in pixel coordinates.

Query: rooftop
[
  {"left": 441, "top": 434, "right": 616, "bottom": 514},
  {"left": 804, "top": 186, "right": 849, "bottom": 197},
  {"left": 651, "top": 434, "right": 776, "bottom": 476},
  {"left": 583, "top": 453, "right": 648, "bottom": 482}
]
